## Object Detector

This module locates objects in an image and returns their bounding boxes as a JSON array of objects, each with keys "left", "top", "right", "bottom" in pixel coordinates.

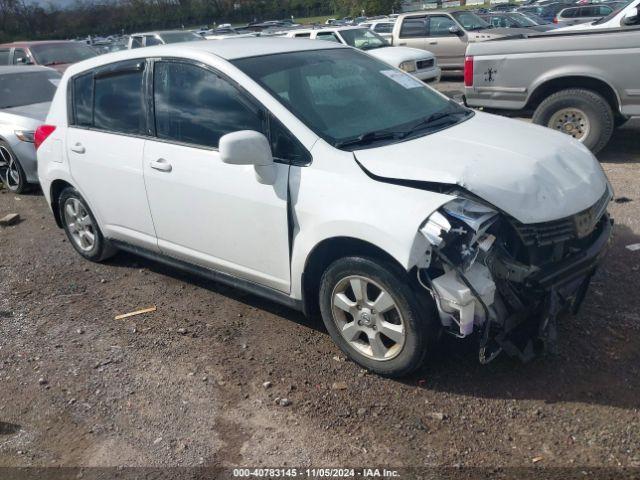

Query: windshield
[
  {"left": 159, "top": 32, "right": 205, "bottom": 43},
  {"left": 233, "top": 48, "right": 471, "bottom": 150},
  {"left": 0, "top": 70, "right": 60, "bottom": 109},
  {"left": 506, "top": 12, "right": 538, "bottom": 26},
  {"left": 519, "top": 12, "right": 551, "bottom": 24},
  {"left": 338, "top": 28, "right": 388, "bottom": 50},
  {"left": 591, "top": 1, "right": 629, "bottom": 24},
  {"left": 30, "top": 43, "right": 97, "bottom": 66},
  {"left": 451, "top": 11, "right": 491, "bottom": 30}
]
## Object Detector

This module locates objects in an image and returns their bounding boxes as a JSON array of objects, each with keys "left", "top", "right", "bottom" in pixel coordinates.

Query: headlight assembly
[
  {"left": 399, "top": 61, "right": 417, "bottom": 73},
  {"left": 420, "top": 196, "right": 498, "bottom": 271},
  {"left": 15, "top": 130, "right": 35, "bottom": 143}
]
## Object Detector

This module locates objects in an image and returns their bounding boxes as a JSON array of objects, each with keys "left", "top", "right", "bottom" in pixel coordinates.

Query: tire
[
  {"left": 58, "top": 187, "right": 117, "bottom": 262},
  {"left": 532, "top": 88, "right": 614, "bottom": 155},
  {"left": 0, "top": 141, "right": 28, "bottom": 194},
  {"left": 319, "top": 256, "right": 437, "bottom": 377}
]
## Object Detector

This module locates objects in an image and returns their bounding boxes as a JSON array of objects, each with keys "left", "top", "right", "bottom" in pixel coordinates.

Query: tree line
[{"left": 0, "top": 0, "right": 401, "bottom": 42}]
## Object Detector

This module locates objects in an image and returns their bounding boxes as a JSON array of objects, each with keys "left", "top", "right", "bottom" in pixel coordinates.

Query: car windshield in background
[
  {"left": 339, "top": 29, "right": 388, "bottom": 50},
  {"left": 233, "top": 48, "right": 471, "bottom": 150},
  {"left": 159, "top": 32, "right": 205, "bottom": 43},
  {"left": 0, "top": 70, "right": 60, "bottom": 109},
  {"left": 506, "top": 13, "right": 538, "bottom": 26},
  {"left": 30, "top": 43, "right": 97, "bottom": 66},
  {"left": 591, "top": 2, "right": 627, "bottom": 24},
  {"left": 451, "top": 11, "right": 492, "bottom": 30}
]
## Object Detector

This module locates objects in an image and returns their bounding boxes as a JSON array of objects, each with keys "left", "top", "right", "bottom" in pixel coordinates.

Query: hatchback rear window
[{"left": 0, "top": 70, "right": 60, "bottom": 109}]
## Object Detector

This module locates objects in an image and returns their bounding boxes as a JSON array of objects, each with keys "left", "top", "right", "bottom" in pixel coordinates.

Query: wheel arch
[
  {"left": 300, "top": 236, "right": 413, "bottom": 318},
  {"left": 526, "top": 75, "right": 621, "bottom": 115},
  {"left": 50, "top": 179, "right": 75, "bottom": 228}
]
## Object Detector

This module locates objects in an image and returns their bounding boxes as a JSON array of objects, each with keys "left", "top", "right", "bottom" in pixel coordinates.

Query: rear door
[
  {"left": 396, "top": 15, "right": 428, "bottom": 50},
  {"left": 142, "top": 60, "right": 292, "bottom": 292},
  {"left": 426, "top": 15, "right": 467, "bottom": 69},
  {"left": 66, "top": 60, "right": 158, "bottom": 251}
]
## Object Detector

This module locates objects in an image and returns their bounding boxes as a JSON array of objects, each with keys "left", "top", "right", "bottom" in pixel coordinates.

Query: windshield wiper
[
  {"left": 400, "top": 107, "right": 472, "bottom": 138},
  {"left": 335, "top": 130, "right": 402, "bottom": 149},
  {"left": 44, "top": 61, "right": 65, "bottom": 66}
]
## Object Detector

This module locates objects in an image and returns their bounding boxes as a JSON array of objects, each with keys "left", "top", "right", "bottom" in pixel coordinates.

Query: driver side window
[{"left": 429, "top": 16, "right": 458, "bottom": 36}]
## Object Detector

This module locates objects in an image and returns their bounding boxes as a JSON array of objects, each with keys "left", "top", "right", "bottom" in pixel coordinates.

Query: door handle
[
  {"left": 149, "top": 158, "right": 172, "bottom": 172},
  {"left": 398, "top": 42, "right": 407, "bottom": 46},
  {"left": 70, "top": 143, "right": 85, "bottom": 154},
  {"left": 429, "top": 41, "right": 438, "bottom": 45}
]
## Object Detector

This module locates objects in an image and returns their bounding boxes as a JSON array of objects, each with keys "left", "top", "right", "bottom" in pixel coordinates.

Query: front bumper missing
[{"left": 487, "top": 215, "right": 614, "bottom": 363}]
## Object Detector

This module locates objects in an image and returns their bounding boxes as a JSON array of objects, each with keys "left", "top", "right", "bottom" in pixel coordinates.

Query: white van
[{"left": 36, "top": 38, "right": 612, "bottom": 376}]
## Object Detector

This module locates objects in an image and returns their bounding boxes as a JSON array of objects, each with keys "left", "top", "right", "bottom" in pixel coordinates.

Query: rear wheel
[
  {"left": 58, "top": 187, "right": 116, "bottom": 262},
  {"left": 319, "top": 256, "right": 437, "bottom": 377},
  {"left": 0, "top": 142, "right": 28, "bottom": 193},
  {"left": 532, "top": 88, "right": 614, "bottom": 154}
]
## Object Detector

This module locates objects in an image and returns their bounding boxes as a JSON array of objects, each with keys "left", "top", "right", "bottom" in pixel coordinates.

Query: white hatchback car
[{"left": 37, "top": 38, "right": 612, "bottom": 376}]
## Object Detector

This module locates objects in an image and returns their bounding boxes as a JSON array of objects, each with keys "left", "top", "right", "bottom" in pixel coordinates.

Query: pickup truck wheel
[
  {"left": 59, "top": 187, "right": 117, "bottom": 262},
  {"left": 532, "top": 89, "right": 614, "bottom": 154},
  {"left": 319, "top": 256, "right": 436, "bottom": 377}
]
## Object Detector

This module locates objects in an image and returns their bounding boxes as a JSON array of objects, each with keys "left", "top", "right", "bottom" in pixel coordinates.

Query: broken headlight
[{"left": 420, "top": 196, "right": 498, "bottom": 271}]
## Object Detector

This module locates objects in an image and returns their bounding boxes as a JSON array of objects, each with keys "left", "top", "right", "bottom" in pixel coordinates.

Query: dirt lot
[{"left": 1, "top": 82, "right": 639, "bottom": 473}]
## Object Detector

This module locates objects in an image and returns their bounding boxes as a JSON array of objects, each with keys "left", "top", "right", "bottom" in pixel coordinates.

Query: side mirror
[
  {"left": 622, "top": 10, "right": 639, "bottom": 25},
  {"left": 219, "top": 130, "right": 276, "bottom": 185},
  {"left": 17, "top": 57, "right": 32, "bottom": 65},
  {"left": 448, "top": 25, "right": 463, "bottom": 36}
]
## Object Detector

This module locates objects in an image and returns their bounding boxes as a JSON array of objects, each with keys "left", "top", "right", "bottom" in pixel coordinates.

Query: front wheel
[
  {"left": 319, "top": 256, "right": 437, "bottom": 377},
  {"left": 532, "top": 88, "right": 614, "bottom": 154}
]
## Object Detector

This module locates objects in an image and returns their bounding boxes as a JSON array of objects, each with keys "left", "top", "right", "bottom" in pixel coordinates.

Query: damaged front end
[{"left": 417, "top": 189, "right": 613, "bottom": 364}]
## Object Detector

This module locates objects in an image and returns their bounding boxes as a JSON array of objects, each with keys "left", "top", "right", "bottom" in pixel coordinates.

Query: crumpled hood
[
  {"left": 354, "top": 112, "right": 610, "bottom": 224},
  {"left": 2, "top": 102, "right": 51, "bottom": 122}
]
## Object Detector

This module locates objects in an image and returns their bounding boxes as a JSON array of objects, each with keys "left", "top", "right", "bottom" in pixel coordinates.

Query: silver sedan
[{"left": 0, "top": 66, "right": 60, "bottom": 193}]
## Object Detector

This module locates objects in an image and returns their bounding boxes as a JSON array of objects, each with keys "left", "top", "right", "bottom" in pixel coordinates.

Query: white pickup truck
[{"left": 464, "top": 27, "right": 640, "bottom": 153}]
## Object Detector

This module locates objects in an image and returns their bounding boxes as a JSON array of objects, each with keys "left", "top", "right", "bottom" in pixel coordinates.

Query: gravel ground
[{"left": 0, "top": 82, "right": 639, "bottom": 471}]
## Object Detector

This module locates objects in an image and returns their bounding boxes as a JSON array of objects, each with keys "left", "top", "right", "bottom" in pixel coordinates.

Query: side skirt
[{"left": 110, "top": 240, "right": 304, "bottom": 312}]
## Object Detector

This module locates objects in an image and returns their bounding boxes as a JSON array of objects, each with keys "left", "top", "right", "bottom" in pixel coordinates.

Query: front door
[
  {"left": 426, "top": 15, "right": 468, "bottom": 69},
  {"left": 142, "top": 60, "right": 291, "bottom": 292}
]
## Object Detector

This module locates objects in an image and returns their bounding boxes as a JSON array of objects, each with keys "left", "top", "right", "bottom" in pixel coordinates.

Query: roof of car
[
  {"left": 0, "top": 40, "right": 80, "bottom": 48},
  {"left": 124, "top": 37, "right": 347, "bottom": 61},
  {"left": 399, "top": 9, "right": 463, "bottom": 17},
  {"left": 130, "top": 30, "right": 199, "bottom": 36},
  {"left": 288, "top": 25, "right": 368, "bottom": 33},
  {"left": 0, "top": 65, "right": 56, "bottom": 74},
  {"left": 61, "top": 37, "right": 347, "bottom": 77}
]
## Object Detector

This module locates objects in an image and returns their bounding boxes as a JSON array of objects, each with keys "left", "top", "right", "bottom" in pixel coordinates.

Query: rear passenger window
[
  {"left": 70, "top": 60, "right": 145, "bottom": 135},
  {"left": 0, "top": 49, "right": 9, "bottom": 65},
  {"left": 153, "top": 61, "right": 263, "bottom": 149},
  {"left": 400, "top": 17, "right": 428, "bottom": 37},
  {"left": 93, "top": 66, "right": 145, "bottom": 134},
  {"left": 374, "top": 23, "right": 393, "bottom": 33}
]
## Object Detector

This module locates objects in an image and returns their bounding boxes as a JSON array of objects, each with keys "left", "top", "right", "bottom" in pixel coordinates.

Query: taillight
[
  {"left": 553, "top": 16, "right": 558, "bottom": 23},
  {"left": 464, "top": 56, "right": 474, "bottom": 87},
  {"left": 34, "top": 125, "right": 56, "bottom": 151}
]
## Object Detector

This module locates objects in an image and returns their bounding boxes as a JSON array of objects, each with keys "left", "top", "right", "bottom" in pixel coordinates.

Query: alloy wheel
[
  {"left": 0, "top": 146, "right": 21, "bottom": 191},
  {"left": 330, "top": 275, "right": 406, "bottom": 361},
  {"left": 63, "top": 198, "right": 96, "bottom": 252}
]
